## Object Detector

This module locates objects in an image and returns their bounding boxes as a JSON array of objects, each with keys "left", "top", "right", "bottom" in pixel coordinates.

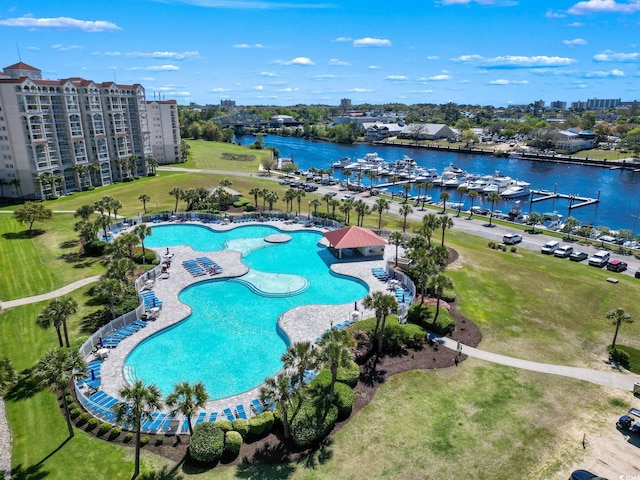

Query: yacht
[
  {"left": 483, "top": 174, "right": 515, "bottom": 194},
  {"left": 331, "top": 157, "right": 352, "bottom": 169},
  {"left": 500, "top": 181, "right": 531, "bottom": 199}
]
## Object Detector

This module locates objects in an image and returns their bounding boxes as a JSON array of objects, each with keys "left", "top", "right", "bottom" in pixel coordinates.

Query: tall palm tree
[
  {"left": 415, "top": 182, "right": 425, "bottom": 206},
  {"left": 340, "top": 198, "right": 354, "bottom": 225},
  {"left": 439, "top": 214, "right": 454, "bottom": 246},
  {"left": 75, "top": 204, "right": 95, "bottom": 222},
  {"left": 411, "top": 257, "right": 438, "bottom": 306},
  {"left": 389, "top": 175, "right": 398, "bottom": 200},
  {"left": 363, "top": 291, "right": 398, "bottom": 353},
  {"left": 486, "top": 192, "right": 502, "bottom": 227},
  {"left": 95, "top": 277, "right": 126, "bottom": 319},
  {"left": 428, "top": 272, "right": 454, "bottom": 322},
  {"left": 145, "top": 156, "right": 158, "bottom": 175},
  {"left": 322, "top": 193, "right": 334, "bottom": 215},
  {"left": 95, "top": 214, "right": 111, "bottom": 240},
  {"left": 373, "top": 197, "right": 390, "bottom": 230},
  {"left": 249, "top": 187, "right": 261, "bottom": 210},
  {"left": 421, "top": 181, "right": 434, "bottom": 209},
  {"left": 169, "top": 187, "right": 183, "bottom": 213},
  {"left": 113, "top": 381, "right": 162, "bottom": 479},
  {"left": 309, "top": 198, "right": 322, "bottom": 216},
  {"left": 88, "top": 162, "right": 100, "bottom": 187},
  {"left": 354, "top": 199, "right": 370, "bottom": 227},
  {"left": 0, "top": 177, "right": 7, "bottom": 198},
  {"left": 606, "top": 308, "right": 633, "bottom": 351},
  {"left": 467, "top": 190, "right": 479, "bottom": 219},
  {"left": 165, "top": 382, "right": 208, "bottom": 436},
  {"left": 329, "top": 198, "right": 341, "bottom": 219},
  {"left": 35, "top": 348, "right": 87, "bottom": 438},
  {"left": 388, "top": 231, "right": 405, "bottom": 265},
  {"left": 133, "top": 223, "right": 153, "bottom": 263},
  {"left": 138, "top": 194, "right": 151, "bottom": 214},
  {"left": 343, "top": 169, "right": 352, "bottom": 188},
  {"left": 37, "top": 296, "right": 78, "bottom": 348},
  {"left": 9, "top": 178, "right": 21, "bottom": 198},
  {"left": 318, "top": 328, "right": 354, "bottom": 403},
  {"left": 295, "top": 189, "right": 306, "bottom": 214},
  {"left": 456, "top": 185, "right": 467, "bottom": 217},
  {"left": 283, "top": 189, "right": 296, "bottom": 213},
  {"left": 108, "top": 232, "right": 139, "bottom": 260},
  {"left": 399, "top": 203, "right": 413, "bottom": 233},
  {"left": 439, "top": 191, "right": 451, "bottom": 213},
  {"left": 0, "top": 357, "right": 17, "bottom": 397},
  {"left": 281, "top": 341, "right": 317, "bottom": 392},
  {"left": 265, "top": 190, "right": 279, "bottom": 211},
  {"left": 259, "top": 372, "right": 297, "bottom": 439},
  {"left": 401, "top": 183, "right": 412, "bottom": 203},
  {"left": 420, "top": 213, "right": 440, "bottom": 247}
]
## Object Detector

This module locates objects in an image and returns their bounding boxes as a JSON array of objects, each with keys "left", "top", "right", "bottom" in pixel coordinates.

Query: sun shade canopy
[{"left": 323, "top": 226, "right": 387, "bottom": 249}]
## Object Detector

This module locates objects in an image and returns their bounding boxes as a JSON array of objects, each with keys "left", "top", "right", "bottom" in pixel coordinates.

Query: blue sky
[{"left": 1, "top": 0, "right": 640, "bottom": 107}]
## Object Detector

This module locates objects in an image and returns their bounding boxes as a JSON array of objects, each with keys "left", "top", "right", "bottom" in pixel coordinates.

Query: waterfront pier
[{"left": 530, "top": 189, "right": 600, "bottom": 210}]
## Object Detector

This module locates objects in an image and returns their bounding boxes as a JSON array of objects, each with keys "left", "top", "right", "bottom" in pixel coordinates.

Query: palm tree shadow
[
  {"left": 4, "top": 371, "right": 43, "bottom": 402},
  {"left": 138, "top": 464, "right": 185, "bottom": 480},
  {"left": 10, "top": 463, "right": 49, "bottom": 480},
  {"left": 34, "top": 437, "right": 71, "bottom": 467}
]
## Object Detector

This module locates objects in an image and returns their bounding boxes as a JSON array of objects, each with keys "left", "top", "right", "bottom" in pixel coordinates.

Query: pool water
[{"left": 126, "top": 224, "right": 368, "bottom": 398}]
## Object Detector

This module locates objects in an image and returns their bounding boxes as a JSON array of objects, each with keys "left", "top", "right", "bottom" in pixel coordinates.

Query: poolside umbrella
[
  {"left": 354, "top": 301, "right": 358, "bottom": 311},
  {"left": 90, "top": 369, "right": 95, "bottom": 381},
  {"left": 99, "top": 337, "right": 103, "bottom": 347}
]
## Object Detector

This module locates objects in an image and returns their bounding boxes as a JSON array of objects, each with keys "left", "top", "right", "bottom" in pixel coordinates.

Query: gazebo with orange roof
[{"left": 323, "top": 226, "right": 387, "bottom": 259}]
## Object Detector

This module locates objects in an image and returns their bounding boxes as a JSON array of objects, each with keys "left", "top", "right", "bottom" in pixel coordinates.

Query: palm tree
[
  {"left": 322, "top": 193, "right": 334, "bottom": 215},
  {"left": 428, "top": 272, "right": 454, "bottom": 322},
  {"left": 133, "top": 223, "right": 153, "bottom": 263},
  {"left": 340, "top": 198, "right": 354, "bottom": 224},
  {"left": 113, "top": 380, "right": 162, "bottom": 479},
  {"left": 354, "top": 199, "right": 370, "bottom": 227},
  {"left": 95, "top": 277, "right": 126, "bottom": 319},
  {"left": 74, "top": 204, "right": 95, "bottom": 222},
  {"left": 411, "top": 257, "right": 438, "bottom": 306},
  {"left": 421, "top": 181, "right": 434, "bottom": 209},
  {"left": 329, "top": 198, "right": 341, "bottom": 219},
  {"left": 527, "top": 211, "right": 544, "bottom": 234},
  {"left": 281, "top": 341, "right": 317, "bottom": 392},
  {"left": 309, "top": 198, "right": 322, "bottom": 217},
  {"left": 318, "top": 328, "right": 354, "bottom": 403},
  {"left": 249, "top": 187, "right": 261, "bottom": 210},
  {"left": 108, "top": 232, "right": 139, "bottom": 260},
  {"left": 415, "top": 182, "right": 426, "bottom": 206},
  {"left": 401, "top": 182, "right": 412, "bottom": 203},
  {"left": 220, "top": 178, "right": 233, "bottom": 188},
  {"left": 283, "top": 189, "right": 296, "bottom": 213},
  {"left": 259, "top": 372, "right": 297, "bottom": 439},
  {"left": 388, "top": 231, "right": 405, "bottom": 265},
  {"left": 35, "top": 348, "right": 87, "bottom": 438},
  {"left": 373, "top": 198, "right": 390, "bottom": 230},
  {"left": 439, "top": 191, "right": 451, "bottom": 213},
  {"left": 105, "top": 257, "right": 136, "bottom": 282},
  {"left": 456, "top": 185, "right": 467, "bottom": 217},
  {"left": 169, "top": 187, "right": 183, "bottom": 213},
  {"left": 606, "top": 308, "right": 633, "bottom": 352},
  {"left": 486, "top": 192, "right": 502, "bottom": 227},
  {"left": 467, "top": 190, "right": 479, "bottom": 219},
  {"left": 264, "top": 190, "right": 279, "bottom": 211},
  {"left": 145, "top": 156, "right": 158, "bottom": 175},
  {"left": 96, "top": 214, "right": 111, "bottom": 240},
  {"left": 420, "top": 213, "right": 440, "bottom": 247},
  {"left": 343, "top": 168, "right": 352, "bottom": 188},
  {"left": 399, "top": 203, "right": 413, "bottom": 233},
  {"left": 0, "top": 357, "right": 17, "bottom": 396},
  {"left": 72, "top": 163, "right": 88, "bottom": 190},
  {"left": 439, "top": 214, "right": 454, "bottom": 246},
  {"left": 88, "top": 162, "right": 100, "bottom": 187},
  {"left": 165, "top": 381, "right": 208, "bottom": 436},
  {"left": 37, "top": 296, "right": 78, "bottom": 348},
  {"left": 138, "top": 194, "right": 151, "bottom": 214},
  {"left": 9, "top": 178, "right": 21, "bottom": 198},
  {"left": 0, "top": 177, "right": 7, "bottom": 198},
  {"left": 389, "top": 175, "right": 398, "bottom": 199},
  {"left": 363, "top": 291, "right": 398, "bottom": 354},
  {"left": 295, "top": 189, "right": 306, "bottom": 214}
]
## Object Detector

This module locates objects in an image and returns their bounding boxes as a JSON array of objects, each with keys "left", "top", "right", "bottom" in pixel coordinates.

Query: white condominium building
[{"left": 0, "top": 62, "right": 180, "bottom": 200}]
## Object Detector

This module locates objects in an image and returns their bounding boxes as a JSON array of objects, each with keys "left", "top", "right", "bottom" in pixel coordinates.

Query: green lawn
[{"left": 184, "top": 140, "right": 272, "bottom": 173}]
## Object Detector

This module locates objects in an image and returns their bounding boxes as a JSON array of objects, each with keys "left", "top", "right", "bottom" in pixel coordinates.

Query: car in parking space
[
  {"left": 636, "top": 267, "right": 640, "bottom": 279},
  {"left": 569, "top": 469, "right": 608, "bottom": 480},
  {"left": 554, "top": 245, "right": 574, "bottom": 258},
  {"left": 541, "top": 240, "right": 560, "bottom": 254},
  {"left": 588, "top": 250, "right": 610, "bottom": 267},
  {"left": 606, "top": 259, "right": 627, "bottom": 272},
  {"left": 569, "top": 251, "right": 589, "bottom": 262},
  {"left": 502, "top": 233, "right": 523, "bottom": 245}
]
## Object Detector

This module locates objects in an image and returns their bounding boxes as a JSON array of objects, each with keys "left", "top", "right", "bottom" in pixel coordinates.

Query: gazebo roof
[{"left": 323, "top": 226, "right": 387, "bottom": 249}]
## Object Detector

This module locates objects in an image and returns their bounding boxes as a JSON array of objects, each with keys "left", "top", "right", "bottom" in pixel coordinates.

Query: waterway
[{"left": 239, "top": 135, "right": 640, "bottom": 232}]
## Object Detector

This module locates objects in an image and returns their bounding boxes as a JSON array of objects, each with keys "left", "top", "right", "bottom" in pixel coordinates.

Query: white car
[
  {"left": 541, "top": 240, "right": 560, "bottom": 254},
  {"left": 554, "top": 245, "right": 574, "bottom": 258},
  {"left": 503, "top": 233, "right": 523, "bottom": 245}
]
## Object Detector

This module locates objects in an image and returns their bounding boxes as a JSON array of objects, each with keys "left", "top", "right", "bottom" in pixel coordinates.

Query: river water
[{"left": 239, "top": 135, "right": 640, "bottom": 232}]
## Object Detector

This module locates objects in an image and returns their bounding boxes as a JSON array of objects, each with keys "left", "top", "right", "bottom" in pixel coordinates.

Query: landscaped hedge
[
  {"left": 189, "top": 422, "right": 225, "bottom": 464},
  {"left": 132, "top": 250, "right": 157, "bottom": 265},
  {"left": 214, "top": 419, "right": 232, "bottom": 432},
  {"left": 290, "top": 403, "right": 338, "bottom": 448},
  {"left": 609, "top": 346, "right": 631, "bottom": 369},
  {"left": 76, "top": 412, "right": 90, "bottom": 426},
  {"left": 85, "top": 418, "right": 99, "bottom": 431},
  {"left": 248, "top": 411, "right": 274, "bottom": 437},
  {"left": 333, "top": 382, "right": 355, "bottom": 419},
  {"left": 232, "top": 418, "right": 249, "bottom": 437},
  {"left": 313, "top": 360, "right": 360, "bottom": 388},
  {"left": 407, "top": 304, "right": 455, "bottom": 336},
  {"left": 224, "top": 430, "right": 243, "bottom": 455},
  {"left": 98, "top": 422, "right": 112, "bottom": 436},
  {"left": 108, "top": 427, "right": 122, "bottom": 440},
  {"left": 83, "top": 240, "right": 108, "bottom": 256},
  {"left": 355, "top": 316, "right": 427, "bottom": 352}
]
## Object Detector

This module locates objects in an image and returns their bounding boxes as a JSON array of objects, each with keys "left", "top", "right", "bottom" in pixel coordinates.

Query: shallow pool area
[{"left": 126, "top": 224, "right": 369, "bottom": 398}]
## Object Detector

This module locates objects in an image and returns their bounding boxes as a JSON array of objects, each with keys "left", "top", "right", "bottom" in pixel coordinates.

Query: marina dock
[{"left": 530, "top": 189, "right": 600, "bottom": 210}]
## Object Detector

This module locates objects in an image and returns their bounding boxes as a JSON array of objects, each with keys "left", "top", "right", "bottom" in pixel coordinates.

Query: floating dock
[{"left": 530, "top": 189, "right": 600, "bottom": 210}]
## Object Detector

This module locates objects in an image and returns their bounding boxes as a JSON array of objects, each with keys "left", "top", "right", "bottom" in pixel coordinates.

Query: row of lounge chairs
[
  {"left": 100, "top": 319, "right": 148, "bottom": 348},
  {"left": 371, "top": 267, "right": 391, "bottom": 281},
  {"left": 194, "top": 257, "right": 223, "bottom": 275},
  {"left": 77, "top": 359, "right": 102, "bottom": 390},
  {"left": 140, "top": 291, "right": 162, "bottom": 311},
  {"left": 182, "top": 259, "right": 207, "bottom": 277}
]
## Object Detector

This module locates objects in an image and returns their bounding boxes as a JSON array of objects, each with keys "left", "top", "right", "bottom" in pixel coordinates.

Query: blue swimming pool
[{"left": 125, "top": 224, "right": 368, "bottom": 398}]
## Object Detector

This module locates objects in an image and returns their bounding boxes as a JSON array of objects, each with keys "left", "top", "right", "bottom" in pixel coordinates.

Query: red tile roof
[
  {"left": 323, "top": 226, "right": 387, "bottom": 249},
  {"left": 5, "top": 62, "right": 39, "bottom": 71}
]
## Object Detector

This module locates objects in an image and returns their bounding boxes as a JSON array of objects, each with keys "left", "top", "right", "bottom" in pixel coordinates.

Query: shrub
[
  {"left": 355, "top": 316, "right": 427, "bottom": 353},
  {"left": 140, "top": 436, "right": 150, "bottom": 447},
  {"left": 76, "top": 412, "right": 90, "bottom": 426},
  {"left": 67, "top": 402, "right": 78, "bottom": 411},
  {"left": 97, "top": 422, "right": 112, "bottom": 436},
  {"left": 132, "top": 249, "right": 157, "bottom": 265},
  {"left": 85, "top": 417, "right": 99, "bottom": 431},
  {"left": 336, "top": 359, "right": 360, "bottom": 387},
  {"left": 123, "top": 432, "right": 133, "bottom": 443},
  {"left": 609, "top": 347, "right": 631, "bottom": 369},
  {"left": 64, "top": 394, "right": 74, "bottom": 404},
  {"left": 225, "top": 430, "right": 243, "bottom": 456},
  {"left": 108, "top": 427, "right": 122, "bottom": 440},
  {"left": 232, "top": 418, "right": 249, "bottom": 437},
  {"left": 69, "top": 408, "right": 81, "bottom": 419},
  {"left": 245, "top": 204, "right": 256, "bottom": 212},
  {"left": 248, "top": 411, "right": 274, "bottom": 437},
  {"left": 189, "top": 422, "right": 225, "bottom": 464},
  {"left": 233, "top": 199, "right": 251, "bottom": 208},
  {"left": 333, "top": 382, "right": 355, "bottom": 419},
  {"left": 407, "top": 304, "right": 455, "bottom": 336},
  {"left": 83, "top": 240, "right": 108, "bottom": 256},
  {"left": 290, "top": 403, "right": 338, "bottom": 448},
  {"left": 155, "top": 436, "right": 164, "bottom": 446},
  {"left": 352, "top": 329, "right": 374, "bottom": 364},
  {"left": 510, "top": 246, "right": 518, "bottom": 253},
  {"left": 214, "top": 419, "right": 232, "bottom": 432},
  {"left": 488, "top": 241, "right": 497, "bottom": 249}
]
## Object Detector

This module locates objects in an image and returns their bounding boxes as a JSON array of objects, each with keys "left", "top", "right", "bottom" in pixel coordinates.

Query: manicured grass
[{"left": 185, "top": 140, "right": 272, "bottom": 173}]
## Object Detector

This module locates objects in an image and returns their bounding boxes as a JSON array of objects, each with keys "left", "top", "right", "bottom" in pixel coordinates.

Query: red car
[{"left": 606, "top": 259, "right": 627, "bottom": 272}]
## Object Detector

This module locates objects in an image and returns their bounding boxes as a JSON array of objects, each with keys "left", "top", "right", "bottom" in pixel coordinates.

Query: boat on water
[
  {"left": 483, "top": 174, "right": 515, "bottom": 194},
  {"left": 331, "top": 157, "right": 352, "bottom": 169},
  {"left": 500, "top": 181, "right": 531, "bottom": 199},
  {"left": 344, "top": 152, "right": 386, "bottom": 173}
]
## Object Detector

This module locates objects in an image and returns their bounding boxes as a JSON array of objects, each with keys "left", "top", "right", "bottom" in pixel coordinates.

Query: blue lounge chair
[
  {"left": 148, "top": 413, "right": 166, "bottom": 432},
  {"left": 223, "top": 408, "right": 235, "bottom": 422},
  {"left": 181, "top": 417, "right": 190, "bottom": 434},
  {"left": 235, "top": 405, "right": 247, "bottom": 420},
  {"left": 195, "top": 411, "right": 207, "bottom": 425},
  {"left": 250, "top": 399, "right": 264, "bottom": 415},
  {"left": 208, "top": 412, "right": 218, "bottom": 422}
]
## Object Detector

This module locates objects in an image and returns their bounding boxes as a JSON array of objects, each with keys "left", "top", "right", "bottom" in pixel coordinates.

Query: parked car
[
  {"left": 606, "top": 259, "right": 627, "bottom": 272},
  {"left": 569, "top": 470, "right": 608, "bottom": 480},
  {"left": 588, "top": 250, "right": 610, "bottom": 267},
  {"left": 554, "top": 245, "right": 574, "bottom": 258},
  {"left": 635, "top": 267, "right": 640, "bottom": 279},
  {"left": 503, "top": 233, "right": 523, "bottom": 245},
  {"left": 569, "top": 251, "right": 589, "bottom": 262},
  {"left": 541, "top": 240, "right": 560, "bottom": 254}
]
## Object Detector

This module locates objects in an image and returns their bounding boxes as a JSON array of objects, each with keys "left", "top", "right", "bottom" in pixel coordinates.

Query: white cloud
[
  {"left": 368, "top": 65, "right": 382, "bottom": 69},
  {"left": 426, "top": 55, "right": 440, "bottom": 60},
  {"left": 96, "top": 50, "right": 199, "bottom": 60},
  {"left": 385, "top": 75, "right": 408, "bottom": 81},
  {"left": 452, "top": 54, "right": 575, "bottom": 67},
  {"left": 425, "top": 74, "right": 452, "bottom": 81},
  {"left": 562, "top": 38, "right": 588, "bottom": 45},
  {"left": 233, "top": 43, "right": 264, "bottom": 48},
  {"left": 258, "top": 71, "right": 278, "bottom": 77},
  {"left": 334, "top": 36, "right": 352, "bottom": 42},
  {"left": 51, "top": 44, "right": 82, "bottom": 51},
  {"left": 129, "top": 65, "right": 180, "bottom": 71},
  {"left": 210, "top": 87, "right": 230, "bottom": 92},
  {"left": 348, "top": 88, "right": 374, "bottom": 92},
  {"left": 162, "top": 1, "right": 335, "bottom": 9},
  {"left": 277, "top": 87, "right": 299, "bottom": 92},
  {"left": 594, "top": 50, "right": 640, "bottom": 62},
  {"left": 274, "top": 57, "right": 315, "bottom": 66},
  {"left": 585, "top": 68, "right": 625, "bottom": 77},
  {"left": 0, "top": 16, "right": 121, "bottom": 32},
  {"left": 489, "top": 79, "right": 529, "bottom": 85},
  {"left": 568, "top": 22, "right": 584, "bottom": 26},
  {"left": 440, "top": 0, "right": 511, "bottom": 4},
  {"left": 329, "top": 58, "right": 351, "bottom": 66},
  {"left": 567, "top": 0, "right": 640, "bottom": 15},
  {"left": 254, "top": 85, "right": 264, "bottom": 90},
  {"left": 353, "top": 37, "right": 392, "bottom": 47},
  {"left": 546, "top": 9, "right": 566, "bottom": 18},
  {"left": 314, "top": 74, "right": 339, "bottom": 79}
]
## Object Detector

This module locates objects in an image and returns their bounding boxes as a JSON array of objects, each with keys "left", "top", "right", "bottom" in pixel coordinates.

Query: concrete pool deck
[{"left": 95, "top": 219, "right": 399, "bottom": 419}]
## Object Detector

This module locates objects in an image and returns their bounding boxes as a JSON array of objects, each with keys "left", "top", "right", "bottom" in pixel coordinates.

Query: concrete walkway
[{"left": 0, "top": 275, "right": 102, "bottom": 310}]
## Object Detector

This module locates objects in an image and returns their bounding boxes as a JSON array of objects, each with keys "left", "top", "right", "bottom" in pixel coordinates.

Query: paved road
[{"left": 0, "top": 275, "right": 102, "bottom": 310}]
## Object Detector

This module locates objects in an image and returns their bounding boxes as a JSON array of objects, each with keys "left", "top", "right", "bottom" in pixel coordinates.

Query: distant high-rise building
[
  {"left": 570, "top": 101, "right": 588, "bottom": 110},
  {"left": 220, "top": 99, "right": 236, "bottom": 108},
  {"left": 549, "top": 101, "right": 567, "bottom": 110},
  {"left": 586, "top": 98, "right": 621, "bottom": 110},
  {"left": 340, "top": 98, "right": 352, "bottom": 107},
  {"left": 0, "top": 61, "right": 180, "bottom": 199},
  {"left": 533, "top": 99, "right": 545, "bottom": 110},
  {"left": 147, "top": 100, "right": 181, "bottom": 164}
]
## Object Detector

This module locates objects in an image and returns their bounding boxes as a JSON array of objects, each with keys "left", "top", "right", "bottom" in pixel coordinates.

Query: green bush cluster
[
  {"left": 290, "top": 403, "right": 338, "bottom": 448},
  {"left": 64, "top": 394, "right": 74, "bottom": 404},
  {"left": 98, "top": 423, "right": 112, "bottom": 436},
  {"left": 69, "top": 408, "right": 81, "bottom": 419},
  {"left": 67, "top": 402, "right": 78, "bottom": 411},
  {"left": 108, "top": 427, "right": 122, "bottom": 440},
  {"left": 189, "top": 423, "right": 225, "bottom": 464},
  {"left": 123, "top": 432, "right": 133, "bottom": 443},
  {"left": 232, "top": 419, "right": 249, "bottom": 437},
  {"left": 333, "top": 382, "right": 355, "bottom": 419},
  {"left": 155, "top": 436, "right": 164, "bottom": 446},
  {"left": 248, "top": 411, "right": 274, "bottom": 437},
  {"left": 140, "top": 436, "right": 150, "bottom": 447},
  {"left": 224, "top": 430, "right": 243, "bottom": 455},
  {"left": 76, "top": 412, "right": 90, "bottom": 426},
  {"left": 355, "top": 316, "right": 427, "bottom": 352},
  {"left": 85, "top": 417, "right": 99, "bottom": 431},
  {"left": 132, "top": 250, "right": 157, "bottom": 265},
  {"left": 83, "top": 240, "right": 108, "bottom": 256},
  {"left": 233, "top": 199, "right": 251, "bottom": 207},
  {"left": 407, "top": 304, "right": 455, "bottom": 336},
  {"left": 609, "top": 347, "right": 631, "bottom": 369},
  {"left": 214, "top": 419, "right": 232, "bottom": 432}
]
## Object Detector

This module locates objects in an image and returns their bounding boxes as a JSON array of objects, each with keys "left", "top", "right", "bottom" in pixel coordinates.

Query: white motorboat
[
  {"left": 331, "top": 157, "right": 352, "bottom": 169},
  {"left": 500, "top": 181, "right": 531, "bottom": 198},
  {"left": 483, "top": 174, "right": 515, "bottom": 194}
]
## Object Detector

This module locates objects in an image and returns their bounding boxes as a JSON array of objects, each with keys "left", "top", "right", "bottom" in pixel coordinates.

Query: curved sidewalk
[
  {"left": 0, "top": 275, "right": 102, "bottom": 310},
  {"left": 434, "top": 334, "right": 640, "bottom": 391}
]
